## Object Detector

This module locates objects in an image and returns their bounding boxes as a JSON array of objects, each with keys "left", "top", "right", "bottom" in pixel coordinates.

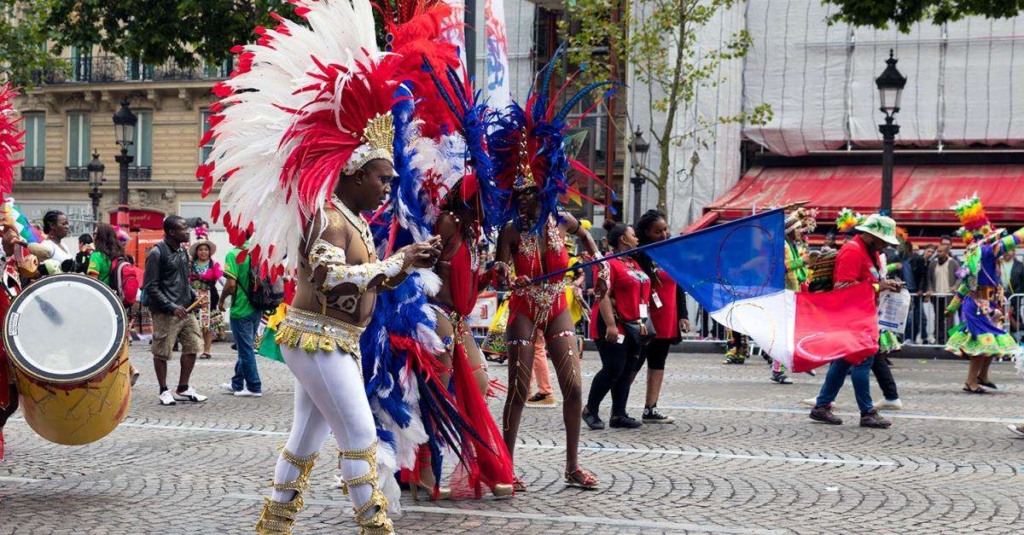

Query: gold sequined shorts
[{"left": 275, "top": 306, "right": 364, "bottom": 358}]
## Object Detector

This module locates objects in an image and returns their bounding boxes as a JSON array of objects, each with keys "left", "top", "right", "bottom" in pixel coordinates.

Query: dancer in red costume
[
  {"left": 427, "top": 195, "right": 515, "bottom": 498},
  {"left": 0, "top": 83, "right": 24, "bottom": 462},
  {"left": 489, "top": 53, "right": 614, "bottom": 489}
]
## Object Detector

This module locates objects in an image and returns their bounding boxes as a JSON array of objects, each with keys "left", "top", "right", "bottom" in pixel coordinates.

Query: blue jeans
[
  {"left": 230, "top": 312, "right": 262, "bottom": 393},
  {"left": 815, "top": 355, "right": 875, "bottom": 414}
]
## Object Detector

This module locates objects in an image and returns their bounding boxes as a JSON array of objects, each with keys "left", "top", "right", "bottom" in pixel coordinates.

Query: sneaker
[
  {"left": 172, "top": 387, "right": 208, "bottom": 403},
  {"left": 799, "top": 397, "right": 818, "bottom": 407},
  {"left": 723, "top": 354, "right": 746, "bottom": 365},
  {"left": 770, "top": 372, "right": 793, "bottom": 384},
  {"left": 859, "top": 409, "right": 892, "bottom": 429},
  {"left": 809, "top": 405, "right": 842, "bottom": 425},
  {"left": 914, "top": 336, "right": 923, "bottom": 345},
  {"left": 642, "top": 406, "right": 675, "bottom": 424},
  {"left": 926, "top": 337, "right": 936, "bottom": 345},
  {"left": 609, "top": 415, "right": 643, "bottom": 429},
  {"left": 234, "top": 388, "right": 263, "bottom": 398},
  {"left": 582, "top": 408, "right": 605, "bottom": 430},
  {"left": 220, "top": 383, "right": 238, "bottom": 394},
  {"left": 875, "top": 398, "right": 903, "bottom": 411},
  {"left": 1006, "top": 424, "right": 1024, "bottom": 437},
  {"left": 158, "top": 390, "right": 177, "bottom": 406},
  {"left": 525, "top": 392, "right": 558, "bottom": 408}
]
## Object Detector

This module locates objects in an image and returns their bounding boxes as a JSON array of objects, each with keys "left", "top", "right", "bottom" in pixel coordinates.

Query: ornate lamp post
[
  {"left": 87, "top": 150, "right": 105, "bottom": 227},
  {"left": 112, "top": 97, "right": 137, "bottom": 228},
  {"left": 875, "top": 49, "right": 907, "bottom": 216},
  {"left": 627, "top": 129, "right": 651, "bottom": 224}
]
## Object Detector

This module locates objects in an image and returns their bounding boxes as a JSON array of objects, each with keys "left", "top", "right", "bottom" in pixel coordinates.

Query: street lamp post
[
  {"left": 87, "top": 151, "right": 105, "bottom": 227},
  {"left": 112, "top": 97, "right": 137, "bottom": 229},
  {"left": 627, "top": 129, "right": 651, "bottom": 224},
  {"left": 875, "top": 49, "right": 907, "bottom": 217}
]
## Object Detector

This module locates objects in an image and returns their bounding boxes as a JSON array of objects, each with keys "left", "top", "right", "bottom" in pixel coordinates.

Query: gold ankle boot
[
  {"left": 339, "top": 440, "right": 394, "bottom": 535},
  {"left": 255, "top": 449, "right": 319, "bottom": 535}
]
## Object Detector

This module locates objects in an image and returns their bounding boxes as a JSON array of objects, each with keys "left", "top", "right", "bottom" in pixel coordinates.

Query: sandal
[
  {"left": 512, "top": 475, "right": 527, "bottom": 492},
  {"left": 962, "top": 384, "right": 988, "bottom": 394},
  {"left": 564, "top": 466, "right": 598, "bottom": 489},
  {"left": 199, "top": 353, "right": 212, "bottom": 359}
]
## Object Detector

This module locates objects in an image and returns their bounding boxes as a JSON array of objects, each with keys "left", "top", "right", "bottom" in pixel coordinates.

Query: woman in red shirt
[
  {"left": 631, "top": 210, "right": 689, "bottom": 424},
  {"left": 583, "top": 224, "right": 652, "bottom": 430}
]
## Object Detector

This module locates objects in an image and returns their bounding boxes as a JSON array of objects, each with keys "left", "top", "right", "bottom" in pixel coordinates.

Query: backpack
[
  {"left": 112, "top": 257, "right": 141, "bottom": 307},
  {"left": 244, "top": 265, "right": 285, "bottom": 314}
]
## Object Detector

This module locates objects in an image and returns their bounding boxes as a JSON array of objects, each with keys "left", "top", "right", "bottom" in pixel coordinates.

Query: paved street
[{"left": 2, "top": 343, "right": 1024, "bottom": 534}]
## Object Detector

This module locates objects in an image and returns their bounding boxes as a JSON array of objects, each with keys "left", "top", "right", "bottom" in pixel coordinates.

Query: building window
[
  {"left": 66, "top": 112, "right": 91, "bottom": 181},
  {"left": 200, "top": 108, "right": 214, "bottom": 165},
  {"left": 21, "top": 112, "right": 45, "bottom": 181},
  {"left": 126, "top": 58, "right": 154, "bottom": 81},
  {"left": 127, "top": 110, "right": 153, "bottom": 180},
  {"left": 70, "top": 46, "right": 92, "bottom": 82}
]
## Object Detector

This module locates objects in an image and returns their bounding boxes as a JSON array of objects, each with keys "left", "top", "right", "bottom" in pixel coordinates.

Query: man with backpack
[
  {"left": 218, "top": 242, "right": 265, "bottom": 397},
  {"left": 143, "top": 215, "right": 208, "bottom": 406}
]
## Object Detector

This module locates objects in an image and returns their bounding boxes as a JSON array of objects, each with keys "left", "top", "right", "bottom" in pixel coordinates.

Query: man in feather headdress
[
  {"left": 199, "top": 1, "right": 440, "bottom": 533},
  {"left": 0, "top": 83, "right": 24, "bottom": 462}
]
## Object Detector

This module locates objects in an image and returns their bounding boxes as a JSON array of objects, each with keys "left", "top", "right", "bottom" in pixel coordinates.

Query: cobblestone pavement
[{"left": 3, "top": 343, "right": 1024, "bottom": 534}]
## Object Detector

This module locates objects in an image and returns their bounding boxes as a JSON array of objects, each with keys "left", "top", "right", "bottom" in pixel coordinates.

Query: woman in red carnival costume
[{"left": 490, "top": 49, "right": 614, "bottom": 490}]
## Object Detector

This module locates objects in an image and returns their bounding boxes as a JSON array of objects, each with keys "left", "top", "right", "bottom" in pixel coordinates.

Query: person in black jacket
[
  {"left": 143, "top": 215, "right": 208, "bottom": 406},
  {"left": 74, "top": 233, "right": 93, "bottom": 274}
]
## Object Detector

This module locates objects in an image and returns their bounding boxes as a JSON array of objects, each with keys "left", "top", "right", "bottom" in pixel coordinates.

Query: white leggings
[{"left": 271, "top": 344, "right": 378, "bottom": 510}]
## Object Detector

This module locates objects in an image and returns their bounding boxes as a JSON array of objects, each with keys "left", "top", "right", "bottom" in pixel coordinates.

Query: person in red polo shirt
[
  {"left": 809, "top": 213, "right": 903, "bottom": 429},
  {"left": 583, "top": 223, "right": 652, "bottom": 430}
]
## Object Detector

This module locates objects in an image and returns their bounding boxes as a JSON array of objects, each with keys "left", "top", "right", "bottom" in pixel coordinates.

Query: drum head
[{"left": 4, "top": 274, "right": 126, "bottom": 384}]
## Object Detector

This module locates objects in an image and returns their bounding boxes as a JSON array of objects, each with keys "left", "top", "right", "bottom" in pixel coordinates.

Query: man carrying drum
[{"left": 143, "top": 215, "right": 208, "bottom": 406}]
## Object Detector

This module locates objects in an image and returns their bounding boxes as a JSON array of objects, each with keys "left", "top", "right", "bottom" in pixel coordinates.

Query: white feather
[{"left": 208, "top": 0, "right": 382, "bottom": 275}]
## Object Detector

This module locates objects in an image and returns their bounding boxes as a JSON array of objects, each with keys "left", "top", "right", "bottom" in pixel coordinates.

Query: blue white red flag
[
  {"left": 646, "top": 210, "right": 879, "bottom": 372},
  {"left": 483, "top": 0, "right": 511, "bottom": 108}
]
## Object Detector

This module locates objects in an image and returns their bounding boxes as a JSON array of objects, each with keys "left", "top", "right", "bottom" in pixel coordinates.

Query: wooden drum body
[{"left": 3, "top": 274, "right": 132, "bottom": 445}]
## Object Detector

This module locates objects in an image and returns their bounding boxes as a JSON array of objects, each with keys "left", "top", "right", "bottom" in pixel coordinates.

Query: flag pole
[{"left": 528, "top": 207, "right": 787, "bottom": 284}]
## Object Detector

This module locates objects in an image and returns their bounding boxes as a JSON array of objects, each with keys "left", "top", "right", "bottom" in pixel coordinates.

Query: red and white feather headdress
[{"left": 199, "top": 0, "right": 402, "bottom": 279}]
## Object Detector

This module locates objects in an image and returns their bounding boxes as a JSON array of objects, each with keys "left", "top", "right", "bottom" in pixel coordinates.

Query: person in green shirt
[
  {"left": 219, "top": 245, "right": 263, "bottom": 396},
  {"left": 87, "top": 224, "right": 124, "bottom": 289}
]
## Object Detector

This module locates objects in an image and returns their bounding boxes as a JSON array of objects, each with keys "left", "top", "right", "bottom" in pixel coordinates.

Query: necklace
[{"left": 332, "top": 195, "right": 375, "bottom": 260}]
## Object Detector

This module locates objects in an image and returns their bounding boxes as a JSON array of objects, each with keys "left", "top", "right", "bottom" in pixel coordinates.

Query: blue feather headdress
[{"left": 488, "top": 44, "right": 618, "bottom": 233}]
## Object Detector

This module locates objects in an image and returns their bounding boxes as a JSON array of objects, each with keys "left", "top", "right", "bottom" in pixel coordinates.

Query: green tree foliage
[
  {"left": 564, "top": 0, "right": 771, "bottom": 216},
  {"left": 825, "top": 0, "right": 1024, "bottom": 32},
  {"left": 0, "top": 1, "right": 64, "bottom": 87},
  {"left": 42, "top": 0, "right": 299, "bottom": 68}
]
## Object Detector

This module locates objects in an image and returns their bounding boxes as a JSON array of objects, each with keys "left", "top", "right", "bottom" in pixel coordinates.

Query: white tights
[{"left": 271, "top": 344, "right": 378, "bottom": 510}]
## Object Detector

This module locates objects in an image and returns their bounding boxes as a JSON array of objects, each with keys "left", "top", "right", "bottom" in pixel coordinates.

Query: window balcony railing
[
  {"left": 21, "top": 167, "right": 45, "bottom": 181},
  {"left": 33, "top": 56, "right": 232, "bottom": 86},
  {"left": 66, "top": 166, "right": 152, "bottom": 181}
]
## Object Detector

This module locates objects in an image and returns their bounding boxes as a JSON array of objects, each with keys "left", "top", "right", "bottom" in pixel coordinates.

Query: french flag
[{"left": 647, "top": 209, "right": 879, "bottom": 372}]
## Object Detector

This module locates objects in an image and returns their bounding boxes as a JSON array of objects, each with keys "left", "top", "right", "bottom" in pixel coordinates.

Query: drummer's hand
[{"left": 174, "top": 306, "right": 188, "bottom": 319}]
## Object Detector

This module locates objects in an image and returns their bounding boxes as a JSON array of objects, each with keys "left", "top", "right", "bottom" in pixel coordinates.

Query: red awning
[{"left": 702, "top": 164, "right": 1024, "bottom": 227}]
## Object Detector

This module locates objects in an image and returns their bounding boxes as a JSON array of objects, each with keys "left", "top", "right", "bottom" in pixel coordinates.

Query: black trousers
[
  {"left": 871, "top": 355, "right": 900, "bottom": 401},
  {"left": 587, "top": 321, "right": 641, "bottom": 417}
]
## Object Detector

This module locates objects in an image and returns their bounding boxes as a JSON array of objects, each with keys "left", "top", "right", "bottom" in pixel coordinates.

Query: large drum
[{"left": 3, "top": 274, "right": 132, "bottom": 445}]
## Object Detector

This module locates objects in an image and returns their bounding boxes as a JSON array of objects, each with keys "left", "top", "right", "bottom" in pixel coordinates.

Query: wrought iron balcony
[
  {"left": 66, "top": 166, "right": 152, "bottom": 181},
  {"left": 34, "top": 56, "right": 232, "bottom": 86},
  {"left": 21, "top": 167, "right": 45, "bottom": 181}
]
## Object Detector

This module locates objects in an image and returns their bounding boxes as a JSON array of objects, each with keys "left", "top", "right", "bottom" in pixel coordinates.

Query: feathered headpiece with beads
[
  {"left": 952, "top": 194, "right": 994, "bottom": 244},
  {"left": 835, "top": 208, "right": 864, "bottom": 234},
  {"left": 488, "top": 46, "right": 618, "bottom": 232},
  {"left": 0, "top": 84, "right": 24, "bottom": 198},
  {"left": 199, "top": 0, "right": 403, "bottom": 279}
]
